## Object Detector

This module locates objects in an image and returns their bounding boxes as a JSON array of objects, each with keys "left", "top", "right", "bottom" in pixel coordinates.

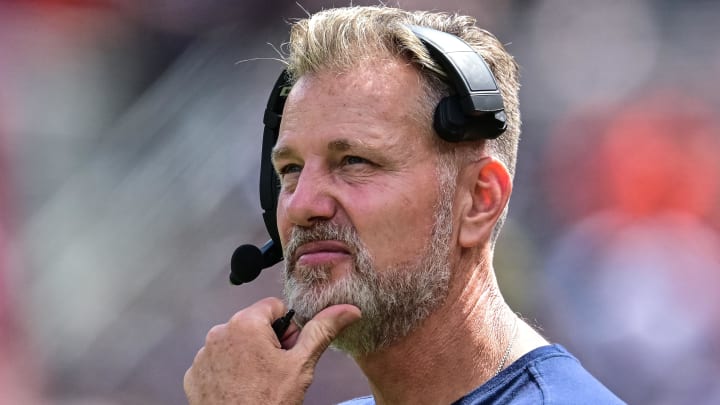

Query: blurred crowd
[{"left": 1, "top": 0, "right": 719, "bottom": 404}]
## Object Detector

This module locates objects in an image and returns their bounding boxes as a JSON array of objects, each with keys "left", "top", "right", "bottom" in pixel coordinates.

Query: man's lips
[{"left": 294, "top": 240, "right": 352, "bottom": 266}]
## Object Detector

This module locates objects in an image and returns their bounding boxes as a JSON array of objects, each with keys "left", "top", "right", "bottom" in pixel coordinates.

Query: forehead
[{"left": 277, "top": 59, "right": 433, "bottom": 149}]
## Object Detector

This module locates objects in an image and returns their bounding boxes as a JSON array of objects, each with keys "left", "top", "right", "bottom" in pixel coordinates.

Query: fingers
[
  {"left": 246, "top": 296, "right": 288, "bottom": 322},
  {"left": 184, "top": 300, "right": 360, "bottom": 404},
  {"left": 224, "top": 297, "right": 292, "bottom": 348},
  {"left": 292, "top": 304, "right": 362, "bottom": 362},
  {"left": 184, "top": 298, "right": 310, "bottom": 405}
]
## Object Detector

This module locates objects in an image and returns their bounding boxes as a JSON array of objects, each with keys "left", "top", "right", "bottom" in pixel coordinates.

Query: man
[{"left": 184, "top": 6, "right": 624, "bottom": 404}]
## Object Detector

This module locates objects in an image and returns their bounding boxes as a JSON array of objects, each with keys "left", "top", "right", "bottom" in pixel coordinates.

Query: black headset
[{"left": 229, "top": 25, "right": 507, "bottom": 284}]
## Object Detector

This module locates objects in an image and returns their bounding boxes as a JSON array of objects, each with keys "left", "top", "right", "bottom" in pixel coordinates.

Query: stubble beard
[{"left": 282, "top": 184, "right": 454, "bottom": 357}]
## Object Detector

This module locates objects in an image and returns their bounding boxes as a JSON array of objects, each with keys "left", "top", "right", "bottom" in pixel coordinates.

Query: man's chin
[
  {"left": 289, "top": 296, "right": 362, "bottom": 327},
  {"left": 288, "top": 281, "right": 375, "bottom": 332}
]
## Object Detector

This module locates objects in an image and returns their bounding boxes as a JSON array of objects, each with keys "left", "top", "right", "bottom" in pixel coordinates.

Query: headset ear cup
[
  {"left": 434, "top": 96, "right": 467, "bottom": 142},
  {"left": 434, "top": 96, "right": 508, "bottom": 142}
]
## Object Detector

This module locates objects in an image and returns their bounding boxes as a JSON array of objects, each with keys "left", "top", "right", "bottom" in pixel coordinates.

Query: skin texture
[
  {"left": 184, "top": 58, "right": 549, "bottom": 404},
  {"left": 273, "top": 62, "right": 443, "bottom": 283},
  {"left": 273, "top": 60, "right": 460, "bottom": 356},
  {"left": 183, "top": 298, "right": 360, "bottom": 404}
]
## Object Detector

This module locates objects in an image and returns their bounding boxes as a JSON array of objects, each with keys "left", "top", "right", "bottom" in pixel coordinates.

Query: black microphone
[{"left": 229, "top": 240, "right": 283, "bottom": 285}]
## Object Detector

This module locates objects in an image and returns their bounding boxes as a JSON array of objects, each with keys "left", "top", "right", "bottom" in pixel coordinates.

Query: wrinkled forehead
[
  {"left": 284, "top": 60, "right": 434, "bottom": 134},
  {"left": 276, "top": 61, "right": 438, "bottom": 161}
]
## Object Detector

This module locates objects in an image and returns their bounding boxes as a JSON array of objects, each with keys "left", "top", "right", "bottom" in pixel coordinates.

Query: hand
[{"left": 183, "top": 297, "right": 361, "bottom": 405}]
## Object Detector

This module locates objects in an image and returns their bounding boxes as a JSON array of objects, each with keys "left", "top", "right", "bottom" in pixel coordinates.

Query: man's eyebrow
[
  {"left": 328, "top": 139, "right": 353, "bottom": 152},
  {"left": 328, "top": 138, "right": 380, "bottom": 153},
  {"left": 272, "top": 138, "right": 379, "bottom": 164},
  {"left": 271, "top": 145, "right": 294, "bottom": 165}
]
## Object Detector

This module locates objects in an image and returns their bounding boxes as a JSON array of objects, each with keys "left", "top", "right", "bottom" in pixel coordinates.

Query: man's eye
[
  {"left": 342, "top": 155, "right": 370, "bottom": 165},
  {"left": 277, "top": 163, "right": 302, "bottom": 176}
]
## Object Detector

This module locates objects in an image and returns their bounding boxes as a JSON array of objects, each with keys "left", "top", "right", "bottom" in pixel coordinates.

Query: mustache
[{"left": 284, "top": 222, "right": 360, "bottom": 265}]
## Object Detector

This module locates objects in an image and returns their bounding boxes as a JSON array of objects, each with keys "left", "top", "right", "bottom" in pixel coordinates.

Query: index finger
[{"left": 241, "top": 297, "right": 287, "bottom": 324}]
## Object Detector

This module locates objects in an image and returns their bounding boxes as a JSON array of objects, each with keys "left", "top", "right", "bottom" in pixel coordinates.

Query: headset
[{"left": 229, "top": 25, "right": 507, "bottom": 285}]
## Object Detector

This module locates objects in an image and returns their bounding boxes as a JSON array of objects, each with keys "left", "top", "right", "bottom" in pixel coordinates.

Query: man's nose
[{"left": 283, "top": 167, "right": 337, "bottom": 227}]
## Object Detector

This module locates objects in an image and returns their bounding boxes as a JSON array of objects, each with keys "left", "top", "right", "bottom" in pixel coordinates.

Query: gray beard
[{"left": 282, "top": 187, "right": 454, "bottom": 356}]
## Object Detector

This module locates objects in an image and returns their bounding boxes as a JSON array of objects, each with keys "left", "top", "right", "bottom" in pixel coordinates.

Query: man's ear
[{"left": 457, "top": 157, "right": 512, "bottom": 248}]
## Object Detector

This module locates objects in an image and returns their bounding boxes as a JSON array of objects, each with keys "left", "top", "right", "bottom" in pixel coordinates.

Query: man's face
[{"left": 273, "top": 60, "right": 455, "bottom": 355}]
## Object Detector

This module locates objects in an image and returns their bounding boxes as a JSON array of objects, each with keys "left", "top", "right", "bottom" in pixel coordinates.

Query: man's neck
[{"left": 351, "top": 258, "right": 547, "bottom": 405}]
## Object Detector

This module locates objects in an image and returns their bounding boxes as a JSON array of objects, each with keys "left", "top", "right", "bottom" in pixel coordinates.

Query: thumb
[{"left": 293, "top": 304, "right": 362, "bottom": 363}]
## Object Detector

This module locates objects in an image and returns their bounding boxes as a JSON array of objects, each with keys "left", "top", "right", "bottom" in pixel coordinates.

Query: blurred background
[{"left": 1, "top": 0, "right": 719, "bottom": 404}]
